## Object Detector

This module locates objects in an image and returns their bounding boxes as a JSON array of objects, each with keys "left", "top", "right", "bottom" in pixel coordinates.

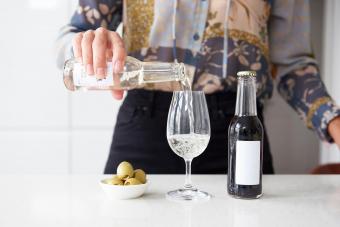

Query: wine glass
[{"left": 166, "top": 90, "right": 211, "bottom": 201}]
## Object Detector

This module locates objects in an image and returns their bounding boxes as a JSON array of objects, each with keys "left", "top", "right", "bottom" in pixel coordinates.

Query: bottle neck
[
  {"left": 235, "top": 77, "right": 257, "bottom": 116},
  {"left": 140, "top": 62, "right": 186, "bottom": 83}
]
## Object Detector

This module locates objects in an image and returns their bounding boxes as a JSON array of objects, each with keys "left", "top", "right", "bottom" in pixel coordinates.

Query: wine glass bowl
[{"left": 166, "top": 91, "right": 211, "bottom": 201}]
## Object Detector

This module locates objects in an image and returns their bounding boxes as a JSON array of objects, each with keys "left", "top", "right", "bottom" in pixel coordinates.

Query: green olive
[
  {"left": 104, "top": 175, "right": 123, "bottom": 185},
  {"left": 133, "top": 169, "right": 146, "bottom": 184},
  {"left": 124, "top": 178, "right": 141, "bottom": 185},
  {"left": 117, "top": 161, "right": 134, "bottom": 180}
]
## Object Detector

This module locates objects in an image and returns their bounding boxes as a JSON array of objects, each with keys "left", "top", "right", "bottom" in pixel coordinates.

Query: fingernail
[
  {"left": 96, "top": 67, "right": 106, "bottom": 78},
  {"left": 76, "top": 57, "right": 82, "bottom": 63},
  {"left": 86, "top": 64, "right": 94, "bottom": 75},
  {"left": 114, "top": 60, "right": 124, "bottom": 74}
]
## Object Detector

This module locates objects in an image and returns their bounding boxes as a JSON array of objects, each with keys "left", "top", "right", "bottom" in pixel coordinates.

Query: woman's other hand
[{"left": 328, "top": 117, "right": 340, "bottom": 149}]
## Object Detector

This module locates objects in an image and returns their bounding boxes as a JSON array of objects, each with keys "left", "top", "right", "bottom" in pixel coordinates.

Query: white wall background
[
  {"left": 0, "top": 0, "right": 122, "bottom": 174},
  {"left": 0, "top": 0, "right": 336, "bottom": 174}
]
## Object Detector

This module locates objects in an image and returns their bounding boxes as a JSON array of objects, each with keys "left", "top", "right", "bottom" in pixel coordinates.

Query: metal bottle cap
[{"left": 237, "top": 71, "right": 257, "bottom": 77}]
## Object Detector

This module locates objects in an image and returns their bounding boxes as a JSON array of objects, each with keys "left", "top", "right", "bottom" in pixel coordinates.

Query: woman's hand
[
  {"left": 72, "top": 27, "right": 126, "bottom": 100},
  {"left": 328, "top": 117, "right": 340, "bottom": 149}
]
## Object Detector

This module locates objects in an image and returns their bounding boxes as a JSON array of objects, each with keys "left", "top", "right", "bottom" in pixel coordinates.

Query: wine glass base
[{"left": 166, "top": 188, "right": 211, "bottom": 202}]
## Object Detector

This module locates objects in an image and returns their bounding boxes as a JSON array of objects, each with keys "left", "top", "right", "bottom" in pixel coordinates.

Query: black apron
[{"left": 104, "top": 89, "right": 274, "bottom": 174}]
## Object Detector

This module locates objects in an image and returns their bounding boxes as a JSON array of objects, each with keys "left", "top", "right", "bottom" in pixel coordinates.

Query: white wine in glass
[{"left": 166, "top": 91, "right": 211, "bottom": 201}]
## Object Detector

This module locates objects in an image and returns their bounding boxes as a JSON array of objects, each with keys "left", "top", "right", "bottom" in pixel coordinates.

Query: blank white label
[
  {"left": 235, "top": 140, "right": 261, "bottom": 185},
  {"left": 73, "top": 63, "right": 113, "bottom": 87}
]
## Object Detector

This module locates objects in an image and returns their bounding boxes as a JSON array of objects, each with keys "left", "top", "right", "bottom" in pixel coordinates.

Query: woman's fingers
[
  {"left": 93, "top": 28, "right": 108, "bottom": 79},
  {"left": 111, "top": 90, "right": 124, "bottom": 100},
  {"left": 72, "top": 32, "right": 83, "bottom": 62},
  {"left": 109, "top": 31, "right": 126, "bottom": 74},
  {"left": 81, "top": 30, "right": 95, "bottom": 75},
  {"left": 109, "top": 32, "right": 126, "bottom": 97},
  {"left": 73, "top": 29, "right": 126, "bottom": 78},
  {"left": 71, "top": 28, "right": 127, "bottom": 100}
]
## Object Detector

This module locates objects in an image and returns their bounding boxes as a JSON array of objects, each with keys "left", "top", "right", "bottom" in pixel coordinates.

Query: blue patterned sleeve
[
  {"left": 55, "top": 0, "right": 122, "bottom": 69},
  {"left": 269, "top": 0, "right": 340, "bottom": 142}
]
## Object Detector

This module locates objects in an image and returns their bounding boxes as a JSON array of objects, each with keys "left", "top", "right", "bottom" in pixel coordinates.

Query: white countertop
[{"left": 0, "top": 175, "right": 340, "bottom": 227}]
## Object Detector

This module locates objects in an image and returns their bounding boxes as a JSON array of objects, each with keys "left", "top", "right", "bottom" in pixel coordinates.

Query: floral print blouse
[{"left": 56, "top": 0, "right": 340, "bottom": 143}]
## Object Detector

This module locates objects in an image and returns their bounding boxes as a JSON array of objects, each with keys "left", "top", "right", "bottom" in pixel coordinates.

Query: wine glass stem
[{"left": 184, "top": 159, "right": 193, "bottom": 189}]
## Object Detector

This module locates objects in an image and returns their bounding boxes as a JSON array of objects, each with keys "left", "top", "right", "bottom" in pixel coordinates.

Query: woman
[{"left": 56, "top": 0, "right": 340, "bottom": 174}]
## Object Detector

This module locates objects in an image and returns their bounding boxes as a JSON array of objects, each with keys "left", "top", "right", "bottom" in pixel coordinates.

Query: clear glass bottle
[
  {"left": 63, "top": 56, "right": 186, "bottom": 91},
  {"left": 227, "top": 71, "right": 263, "bottom": 199}
]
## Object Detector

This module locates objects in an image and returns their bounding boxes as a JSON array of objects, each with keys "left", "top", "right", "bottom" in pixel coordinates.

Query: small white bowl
[{"left": 100, "top": 179, "right": 148, "bottom": 200}]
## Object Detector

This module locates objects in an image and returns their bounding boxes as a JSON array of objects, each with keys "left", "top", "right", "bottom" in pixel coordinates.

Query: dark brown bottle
[{"left": 228, "top": 71, "right": 263, "bottom": 199}]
